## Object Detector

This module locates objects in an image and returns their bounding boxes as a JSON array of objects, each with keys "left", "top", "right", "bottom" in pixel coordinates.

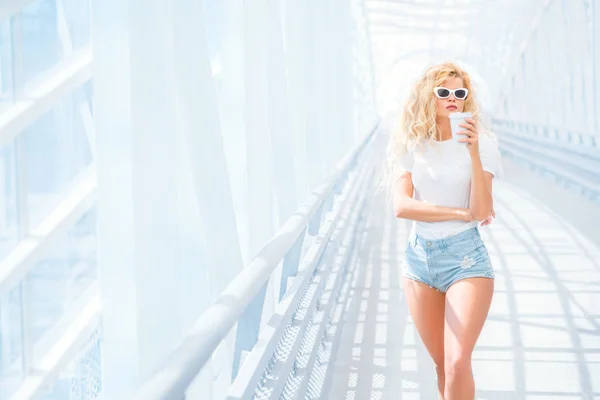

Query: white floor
[{"left": 327, "top": 161, "right": 600, "bottom": 400}]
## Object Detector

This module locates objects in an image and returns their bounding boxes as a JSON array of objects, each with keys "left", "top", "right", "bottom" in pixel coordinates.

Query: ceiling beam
[
  {"left": 366, "top": 6, "right": 480, "bottom": 18},
  {"left": 365, "top": 0, "right": 492, "bottom": 12},
  {"left": 370, "top": 20, "right": 476, "bottom": 33}
]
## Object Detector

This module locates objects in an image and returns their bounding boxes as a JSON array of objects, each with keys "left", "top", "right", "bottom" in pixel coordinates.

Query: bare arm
[
  {"left": 393, "top": 171, "right": 473, "bottom": 223},
  {"left": 458, "top": 118, "right": 495, "bottom": 222},
  {"left": 469, "top": 155, "right": 494, "bottom": 221}
]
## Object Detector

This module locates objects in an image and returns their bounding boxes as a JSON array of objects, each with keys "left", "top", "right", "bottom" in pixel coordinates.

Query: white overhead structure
[
  {"left": 367, "top": 0, "right": 600, "bottom": 203},
  {"left": 1, "top": 1, "right": 599, "bottom": 400},
  {"left": 364, "top": 0, "right": 546, "bottom": 117}
]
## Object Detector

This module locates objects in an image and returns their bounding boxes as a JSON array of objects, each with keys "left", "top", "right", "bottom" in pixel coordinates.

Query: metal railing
[
  {"left": 134, "top": 126, "right": 380, "bottom": 400},
  {"left": 493, "top": 118, "right": 600, "bottom": 201}
]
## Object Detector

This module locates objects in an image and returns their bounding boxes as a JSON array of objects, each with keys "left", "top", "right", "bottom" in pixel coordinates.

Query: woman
[{"left": 387, "top": 62, "right": 503, "bottom": 399}]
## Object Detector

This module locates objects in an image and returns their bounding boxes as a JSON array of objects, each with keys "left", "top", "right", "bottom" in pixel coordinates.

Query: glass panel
[
  {"left": 21, "top": 0, "right": 63, "bottom": 84},
  {"left": 60, "top": 0, "right": 91, "bottom": 51},
  {"left": 27, "top": 205, "right": 97, "bottom": 355},
  {"left": 0, "top": 0, "right": 94, "bottom": 396},
  {"left": 23, "top": 87, "right": 93, "bottom": 230},
  {"left": 0, "top": 285, "right": 24, "bottom": 399},
  {"left": 0, "top": 142, "right": 18, "bottom": 263},
  {"left": 0, "top": 18, "right": 13, "bottom": 110}
]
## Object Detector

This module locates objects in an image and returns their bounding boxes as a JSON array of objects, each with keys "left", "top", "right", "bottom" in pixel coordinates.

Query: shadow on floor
[{"left": 327, "top": 165, "right": 600, "bottom": 400}]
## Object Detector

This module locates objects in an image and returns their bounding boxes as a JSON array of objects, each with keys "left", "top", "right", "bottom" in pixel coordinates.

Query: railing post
[
  {"left": 231, "top": 284, "right": 268, "bottom": 379},
  {"left": 279, "top": 228, "right": 306, "bottom": 301},
  {"left": 308, "top": 204, "right": 324, "bottom": 236}
]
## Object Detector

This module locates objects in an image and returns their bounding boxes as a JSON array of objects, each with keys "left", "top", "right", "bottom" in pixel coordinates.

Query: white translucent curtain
[
  {"left": 93, "top": 0, "right": 377, "bottom": 398},
  {"left": 93, "top": 0, "right": 242, "bottom": 396}
]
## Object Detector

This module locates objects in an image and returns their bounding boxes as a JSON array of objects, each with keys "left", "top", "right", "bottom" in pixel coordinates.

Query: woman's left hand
[
  {"left": 458, "top": 117, "right": 480, "bottom": 156},
  {"left": 480, "top": 207, "right": 496, "bottom": 227}
]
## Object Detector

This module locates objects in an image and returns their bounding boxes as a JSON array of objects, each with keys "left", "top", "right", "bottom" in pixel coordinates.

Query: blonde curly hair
[{"left": 381, "top": 62, "right": 487, "bottom": 196}]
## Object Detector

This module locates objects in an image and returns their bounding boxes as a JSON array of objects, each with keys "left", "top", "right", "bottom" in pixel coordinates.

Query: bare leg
[
  {"left": 443, "top": 278, "right": 494, "bottom": 400},
  {"left": 403, "top": 277, "right": 446, "bottom": 399}
]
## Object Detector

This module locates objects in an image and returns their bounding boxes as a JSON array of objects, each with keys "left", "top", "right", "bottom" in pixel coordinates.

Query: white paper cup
[{"left": 449, "top": 112, "right": 473, "bottom": 143}]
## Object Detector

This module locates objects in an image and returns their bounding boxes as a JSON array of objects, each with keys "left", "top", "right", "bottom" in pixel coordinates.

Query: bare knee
[
  {"left": 434, "top": 360, "right": 444, "bottom": 376},
  {"left": 444, "top": 355, "right": 472, "bottom": 381}
]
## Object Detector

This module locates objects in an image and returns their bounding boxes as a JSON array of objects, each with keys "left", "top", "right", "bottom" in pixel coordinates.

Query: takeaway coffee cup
[{"left": 449, "top": 112, "right": 473, "bottom": 143}]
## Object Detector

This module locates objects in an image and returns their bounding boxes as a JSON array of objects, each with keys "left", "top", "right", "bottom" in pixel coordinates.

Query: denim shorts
[{"left": 403, "top": 227, "right": 494, "bottom": 293}]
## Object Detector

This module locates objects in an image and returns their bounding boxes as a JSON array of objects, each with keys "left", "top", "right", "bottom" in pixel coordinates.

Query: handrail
[
  {"left": 230, "top": 138, "right": 378, "bottom": 399},
  {"left": 133, "top": 126, "right": 378, "bottom": 400},
  {"left": 492, "top": 117, "right": 597, "bottom": 145},
  {"left": 501, "top": 131, "right": 598, "bottom": 159},
  {"left": 498, "top": 137, "right": 600, "bottom": 190},
  {"left": 494, "top": 121, "right": 600, "bottom": 198}
]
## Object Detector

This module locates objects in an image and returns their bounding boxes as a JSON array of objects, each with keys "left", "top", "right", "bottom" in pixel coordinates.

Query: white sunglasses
[{"left": 434, "top": 86, "right": 469, "bottom": 100}]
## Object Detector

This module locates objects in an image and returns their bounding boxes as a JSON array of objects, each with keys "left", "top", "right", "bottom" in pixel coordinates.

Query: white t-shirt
[{"left": 395, "top": 133, "right": 504, "bottom": 239}]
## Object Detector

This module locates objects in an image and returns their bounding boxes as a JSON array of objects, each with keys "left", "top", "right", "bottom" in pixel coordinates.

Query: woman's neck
[{"left": 435, "top": 117, "right": 452, "bottom": 141}]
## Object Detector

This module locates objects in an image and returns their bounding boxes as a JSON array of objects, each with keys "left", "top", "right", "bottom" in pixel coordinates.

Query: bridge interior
[{"left": 0, "top": 0, "right": 599, "bottom": 399}]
